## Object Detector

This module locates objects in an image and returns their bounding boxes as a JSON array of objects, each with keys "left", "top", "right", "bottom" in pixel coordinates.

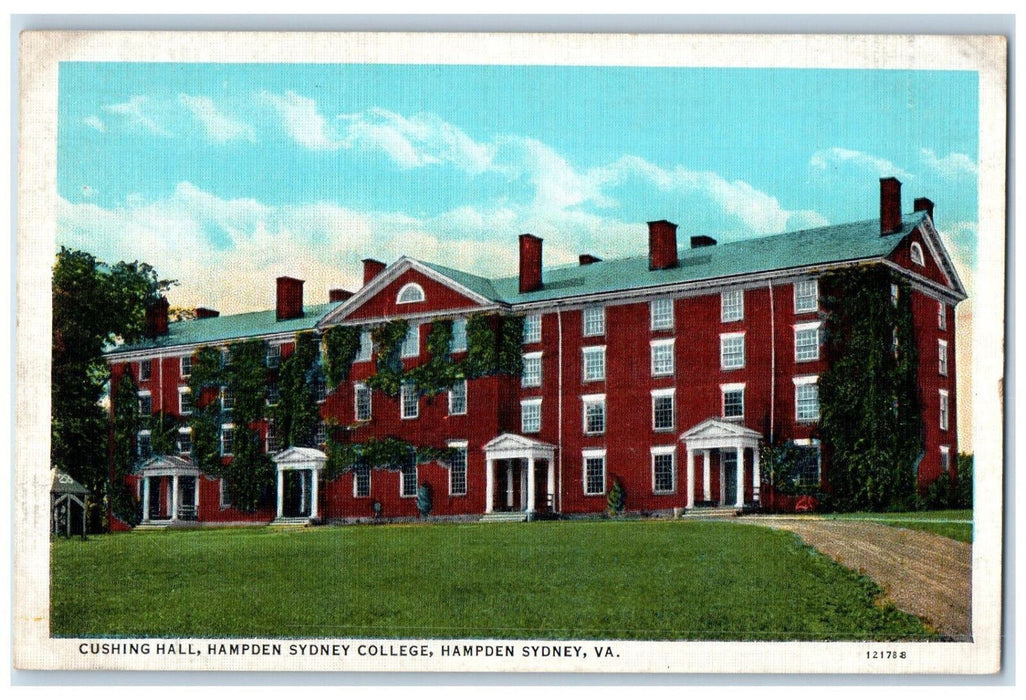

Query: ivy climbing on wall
[
  {"left": 273, "top": 331, "right": 322, "bottom": 449},
  {"left": 818, "top": 265, "right": 923, "bottom": 512},
  {"left": 324, "top": 435, "right": 457, "bottom": 479},
  {"left": 219, "top": 340, "right": 275, "bottom": 511},
  {"left": 323, "top": 325, "right": 361, "bottom": 387},
  {"left": 187, "top": 346, "right": 223, "bottom": 476}
]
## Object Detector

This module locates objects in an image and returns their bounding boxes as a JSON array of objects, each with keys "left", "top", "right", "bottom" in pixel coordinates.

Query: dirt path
[{"left": 748, "top": 517, "right": 971, "bottom": 640}]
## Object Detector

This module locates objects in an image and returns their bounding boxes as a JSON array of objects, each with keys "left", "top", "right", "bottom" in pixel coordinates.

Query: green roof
[
  {"left": 483, "top": 214, "right": 925, "bottom": 304},
  {"left": 106, "top": 301, "right": 340, "bottom": 356}
]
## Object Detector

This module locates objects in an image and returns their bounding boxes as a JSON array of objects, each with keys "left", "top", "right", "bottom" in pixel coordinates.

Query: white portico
[
  {"left": 482, "top": 433, "right": 557, "bottom": 516},
  {"left": 272, "top": 447, "right": 326, "bottom": 521},
  {"left": 681, "top": 419, "right": 763, "bottom": 508},
  {"left": 137, "top": 455, "right": 200, "bottom": 523}
]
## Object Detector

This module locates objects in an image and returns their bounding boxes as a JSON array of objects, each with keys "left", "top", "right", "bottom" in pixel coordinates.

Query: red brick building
[{"left": 104, "top": 178, "right": 966, "bottom": 526}]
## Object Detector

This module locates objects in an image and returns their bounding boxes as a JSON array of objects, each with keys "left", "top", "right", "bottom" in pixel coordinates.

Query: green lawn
[
  {"left": 51, "top": 520, "right": 933, "bottom": 641},
  {"left": 827, "top": 510, "right": 973, "bottom": 543}
]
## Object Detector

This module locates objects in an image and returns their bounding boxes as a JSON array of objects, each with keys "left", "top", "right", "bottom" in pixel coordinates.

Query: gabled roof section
[
  {"left": 272, "top": 446, "right": 328, "bottom": 465},
  {"left": 318, "top": 256, "right": 499, "bottom": 327},
  {"left": 135, "top": 455, "right": 198, "bottom": 474},
  {"left": 105, "top": 301, "right": 341, "bottom": 357},
  {"left": 682, "top": 418, "right": 764, "bottom": 442},
  {"left": 914, "top": 216, "right": 968, "bottom": 299},
  {"left": 51, "top": 469, "right": 89, "bottom": 495}
]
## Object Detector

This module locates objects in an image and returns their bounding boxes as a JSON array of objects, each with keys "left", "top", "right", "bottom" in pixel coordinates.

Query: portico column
[
  {"left": 171, "top": 474, "right": 180, "bottom": 521},
  {"left": 735, "top": 445, "right": 745, "bottom": 507},
  {"left": 485, "top": 458, "right": 495, "bottom": 513},
  {"left": 142, "top": 477, "right": 151, "bottom": 523},
  {"left": 702, "top": 450, "right": 711, "bottom": 502},
  {"left": 276, "top": 469, "right": 285, "bottom": 519},
  {"left": 506, "top": 463, "right": 514, "bottom": 508},
  {"left": 299, "top": 470, "right": 308, "bottom": 516},
  {"left": 546, "top": 458, "right": 555, "bottom": 512},
  {"left": 752, "top": 446, "right": 761, "bottom": 503},
  {"left": 310, "top": 468, "right": 319, "bottom": 520},
  {"left": 526, "top": 456, "right": 536, "bottom": 514},
  {"left": 686, "top": 449, "right": 695, "bottom": 508},
  {"left": 194, "top": 476, "right": 200, "bottom": 512}
]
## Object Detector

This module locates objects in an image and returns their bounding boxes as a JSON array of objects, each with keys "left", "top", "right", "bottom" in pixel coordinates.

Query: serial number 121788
[{"left": 867, "top": 650, "right": 907, "bottom": 659}]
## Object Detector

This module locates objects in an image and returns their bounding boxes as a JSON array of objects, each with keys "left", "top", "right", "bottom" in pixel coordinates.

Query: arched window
[
  {"left": 910, "top": 241, "right": 925, "bottom": 266},
  {"left": 396, "top": 283, "right": 425, "bottom": 304}
]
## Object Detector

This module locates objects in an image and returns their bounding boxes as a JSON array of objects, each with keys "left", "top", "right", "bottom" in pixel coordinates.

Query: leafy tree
[
  {"left": 954, "top": 453, "right": 974, "bottom": 509},
  {"left": 52, "top": 247, "right": 174, "bottom": 528},
  {"left": 109, "top": 371, "right": 141, "bottom": 526},
  {"left": 606, "top": 477, "right": 625, "bottom": 516}
]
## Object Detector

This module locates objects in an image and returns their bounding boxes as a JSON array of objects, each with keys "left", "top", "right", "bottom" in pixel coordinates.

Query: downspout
[
  {"left": 557, "top": 307, "right": 564, "bottom": 514},
  {"left": 768, "top": 280, "right": 776, "bottom": 513}
]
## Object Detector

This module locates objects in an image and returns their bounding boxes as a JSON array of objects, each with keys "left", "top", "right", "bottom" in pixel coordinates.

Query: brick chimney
[
  {"left": 145, "top": 297, "right": 170, "bottom": 337},
  {"left": 914, "top": 197, "right": 935, "bottom": 224},
  {"left": 690, "top": 235, "right": 717, "bottom": 249},
  {"left": 519, "top": 234, "right": 543, "bottom": 294},
  {"left": 362, "top": 259, "right": 386, "bottom": 286},
  {"left": 648, "top": 220, "right": 679, "bottom": 271},
  {"left": 880, "top": 177, "right": 903, "bottom": 235},
  {"left": 329, "top": 289, "right": 353, "bottom": 303},
  {"left": 579, "top": 254, "right": 602, "bottom": 266},
  {"left": 195, "top": 307, "right": 220, "bottom": 319},
  {"left": 276, "top": 276, "right": 304, "bottom": 321}
]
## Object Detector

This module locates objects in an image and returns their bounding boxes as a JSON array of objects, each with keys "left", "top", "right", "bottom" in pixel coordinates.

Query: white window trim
[
  {"left": 266, "top": 343, "right": 282, "bottom": 368},
  {"left": 940, "top": 445, "right": 952, "bottom": 473},
  {"left": 720, "top": 382, "right": 746, "bottom": 420},
  {"left": 352, "top": 466, "right": 371, "bottom": 498},
  {"left": 582, "top": 306, "right": 605, "bottom": 337},
  {"left": 793, "top": 376, "right": 820, "bottom": 423},
  {"left": 721, "top": 288, "right": 744, "bottom": 322},
  {"left": 265, "top": 420, "right": 278, "bottom": 454},
  {"left": 651, "top": 445, "right": 677, "bottom": 495},
  {"left": 938, "top": 301, "right": 947, "bottom": 330},
  {"left": 939, "top": 389, "right": 950, "bottom": 431},
  {"left": 794, "top": 321, "right": 822, "bottom": 363},
  {"left": 650, "top": 298, "right": 674, "bottom": 330},
  {"left": 137, "top": 429, "right": 152, "bottom": 458},
  {"left": 180, "top": 355, "right": 192, "bottom": 378},
  {"left": 178, "top": 387, "right": 192, "bottom": 415},
  {"left": 720, "top": 332, "right": 746, "bottom": 370},
  {"left": 521, "top": 398, "right": 542, "bottom": 434},
  {"left": 400, "top": 383, "right": 419, "bottom": 420},
  {"left": 354, "top": 383, "right": 372, "bottom": 422},
  {"left": 794, "top": 279, "right": 819, "bottom": 313},
  {"left": 939, "top": 340, "right": 949, "bottom": 376},
  {"left": 582, "top": 346, "right": 607, "bottom": 383},
  {"left": 448, "top": 379, "right": 468, "bottom": 416},
  {"left": 450, "top": 319, "right": 468, "bottom": 353},
  {"left": 396, "top": 282, "right": 426, "bottom": 305},
  {"left": 523, "top": 314, "right": 542, "bottom": 344},
  {"left": 401, "top": 323, "right": 420, "bottom": 358},
  {"left": 582, "top": 449, "right": 607, "bottom": 496},
  {"left": 219, "top": 479, "right": 230, "bottom": 508},
  {"left": 651, "top": 387, "right": 675, "bottom": 432},
  {"left": 355, "top": 331, "right": 373, "bottom": 363},
  {"left": 137, "top": 390, "right": 152, "bottom": 415},
  {"left": 650, "top": 338, "right": 675, "bottom": 376},
  {"left": 399, "top": 464, "right": 418, "bottom": 499},
  {"left": 910, "top": 241, "right": 925, "bottom": 266},
  {"left": 581, "top": 393, "right": 607, "bottom": 435},
  {"left": 220, "top": 423, "right": 235, "bottom": 457},
  {"left": 447, "top": 440, "right": 469, "bottom": 497},
  {"left": 522, "top": 351, "right": 543, "bottom": 388}
]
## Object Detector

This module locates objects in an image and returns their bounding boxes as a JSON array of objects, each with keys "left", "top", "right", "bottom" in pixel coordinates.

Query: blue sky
[{"left": 56, "top": 63, "right": 979, "bottom": 314}]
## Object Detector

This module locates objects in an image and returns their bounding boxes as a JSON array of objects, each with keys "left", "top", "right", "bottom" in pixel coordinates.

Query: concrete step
[
  {"left": 680, "top": 506, "right": 741, "bottom": 519},
  {"left": 270, "top": 517, "right": 311, "bottom": 527},
  {"left": 478, "top": 512, "right": 529, "bottom": 523}
]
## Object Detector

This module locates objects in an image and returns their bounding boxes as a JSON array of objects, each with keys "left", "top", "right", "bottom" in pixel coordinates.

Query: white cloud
[
  {"left": 259, "top": 90, "right": 340, "bottom": 151},
  {"left": 179, "top": 94, "right": 257, "bottom": 144},
  {"left": 103, "top": 96, "right": 172, "bottom": 137},
  {"left": 809, "top": 147, "right": 911, "bottom": 180},
  {"left": 919, "top": 148, "right": 978, "bottom": 180},
  {"left": 83, "top": 115, "right": 105, "bottom": 132}
]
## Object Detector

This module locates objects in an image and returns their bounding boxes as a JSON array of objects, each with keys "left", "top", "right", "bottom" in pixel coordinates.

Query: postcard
[{"left": 15, "top": 30, "right": 1006, "bottom": 674}]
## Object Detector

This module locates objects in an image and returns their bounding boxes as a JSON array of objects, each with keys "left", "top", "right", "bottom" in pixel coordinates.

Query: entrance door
[{"left": 723, "top": 451, "right": 738, "bottom": 506}]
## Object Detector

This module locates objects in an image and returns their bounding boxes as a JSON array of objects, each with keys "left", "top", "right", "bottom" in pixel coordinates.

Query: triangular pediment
[
  {"left": 135, "top": 455, "right": 198, "bottom": 474},
  {"left": 482, "top": 433, "right": 556, "bottom": 458},
  {"left": 318, "top": 257, "right": 499, "bottom": 327},
  {"left": 915, "top": 217, "right": 968, "bottom": 299},
  {"left": 272, "top": 446, "right": 328, "bottom": 465},
  {"left": 682, "top": 418, "right": 763, "bottom": 442}
]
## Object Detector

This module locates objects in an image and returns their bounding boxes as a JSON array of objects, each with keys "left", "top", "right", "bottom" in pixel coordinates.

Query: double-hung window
[
  {"left": 652, "top": 447, "right": 676, "bottom": 494},
  {"left": 721, "top": 289, "right": 744, "bottom": 322},
  {"left": 521, "top": 399, "right": 542, "bottom": 434},
  {"left": 651, "top": 339, "right": 675, "bottom": 376},
  {"left": 266, "top": 344, "right": 281, "bottom": 368},
  {"left": 940, "top": 446, "right": 951, "bottom": 473},
  {"left": 938, "top": 302, "right": 947, "bottom": 331},
  {"left": 354, "top": 383, "right": 372, "bottom": 421},
  {"left": 356, "top": 330, "right": 373, "bottom": 362},
  {"left": 449, "top": 380, "right": 467, "bottom": 415},
  {"left": 650, "top": 298, "right": 674, "bottom": 330},
  {"left": 220, "top": 424, "right": 234, "bottom": 457},
  {"left": 450, "top": 319, "right": 468, "bottom": 353},
  {"left": 523, "top": 315, "right": 542, "bottom": 344},
  {"left": 794, "top": 279, "right": 818, "bottom": 313},
  {"left": 400, "top": 464, "right": 418, "bottom": 498},
  {"left": 939, "top": 389, "right": 950, "bottom": 431},
  {"left": 721, "top": 383, "right": 745, "bottom": 419},
  {"left": 138, "top": 391, "right": 152, "bottom": 417},
  {"left": 353, "top": 465, "right": 371, "bottom": 498},
  {"left": 939, "top": 340, "right": 949, "bottom": 376},
  {"left": 794, "top": 376, "right": 820, "bottom": 423},
  {"left": 522, "top": 352, "right": 542, "bottom": 387},
  {"left": 720, "top": 332, "right": 745, "bottom": 370},
  {"left": 582, "top": 450, "right": 606, "bottom": 496},
  {"left": 794, "top": 322, "right": 821, "bottom": 362},
  {"left": 178, "top": 387, "right": 192, "bottom": 415},
  {"left": 137, "top": 430, "right": 152, "bottom": 459},
  {"left": 582, "top": 346, "right": 606, "bottom": 382},
  {"left": 180, "top": 355, "right": 192, "bottom": 378},
  {"left": 265, "top": 420, "right": 279, "bottom": 453},
  {"left": 139, "top": 359, "right": 152, "bottom": 382},
  {"left": 583, "top": 306, "right": 605, "bottom": 336},
  {"left": 652, "top": 388, "right": 675, "bottom": 431},
  {"left": 401, "top": 323, "right": 420, "bottom": 358},
  {"left": 400, "top": 383, "right": 418, "bottom": 419},
  {"left": 582, "top": 394, "right": 606, "bottom": 435},
  {"left": 177, "top": 427, "right": 192, "bottom": 456},
  {"left": 448, "top": 442, "right": 468, "bottom": 496}
]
